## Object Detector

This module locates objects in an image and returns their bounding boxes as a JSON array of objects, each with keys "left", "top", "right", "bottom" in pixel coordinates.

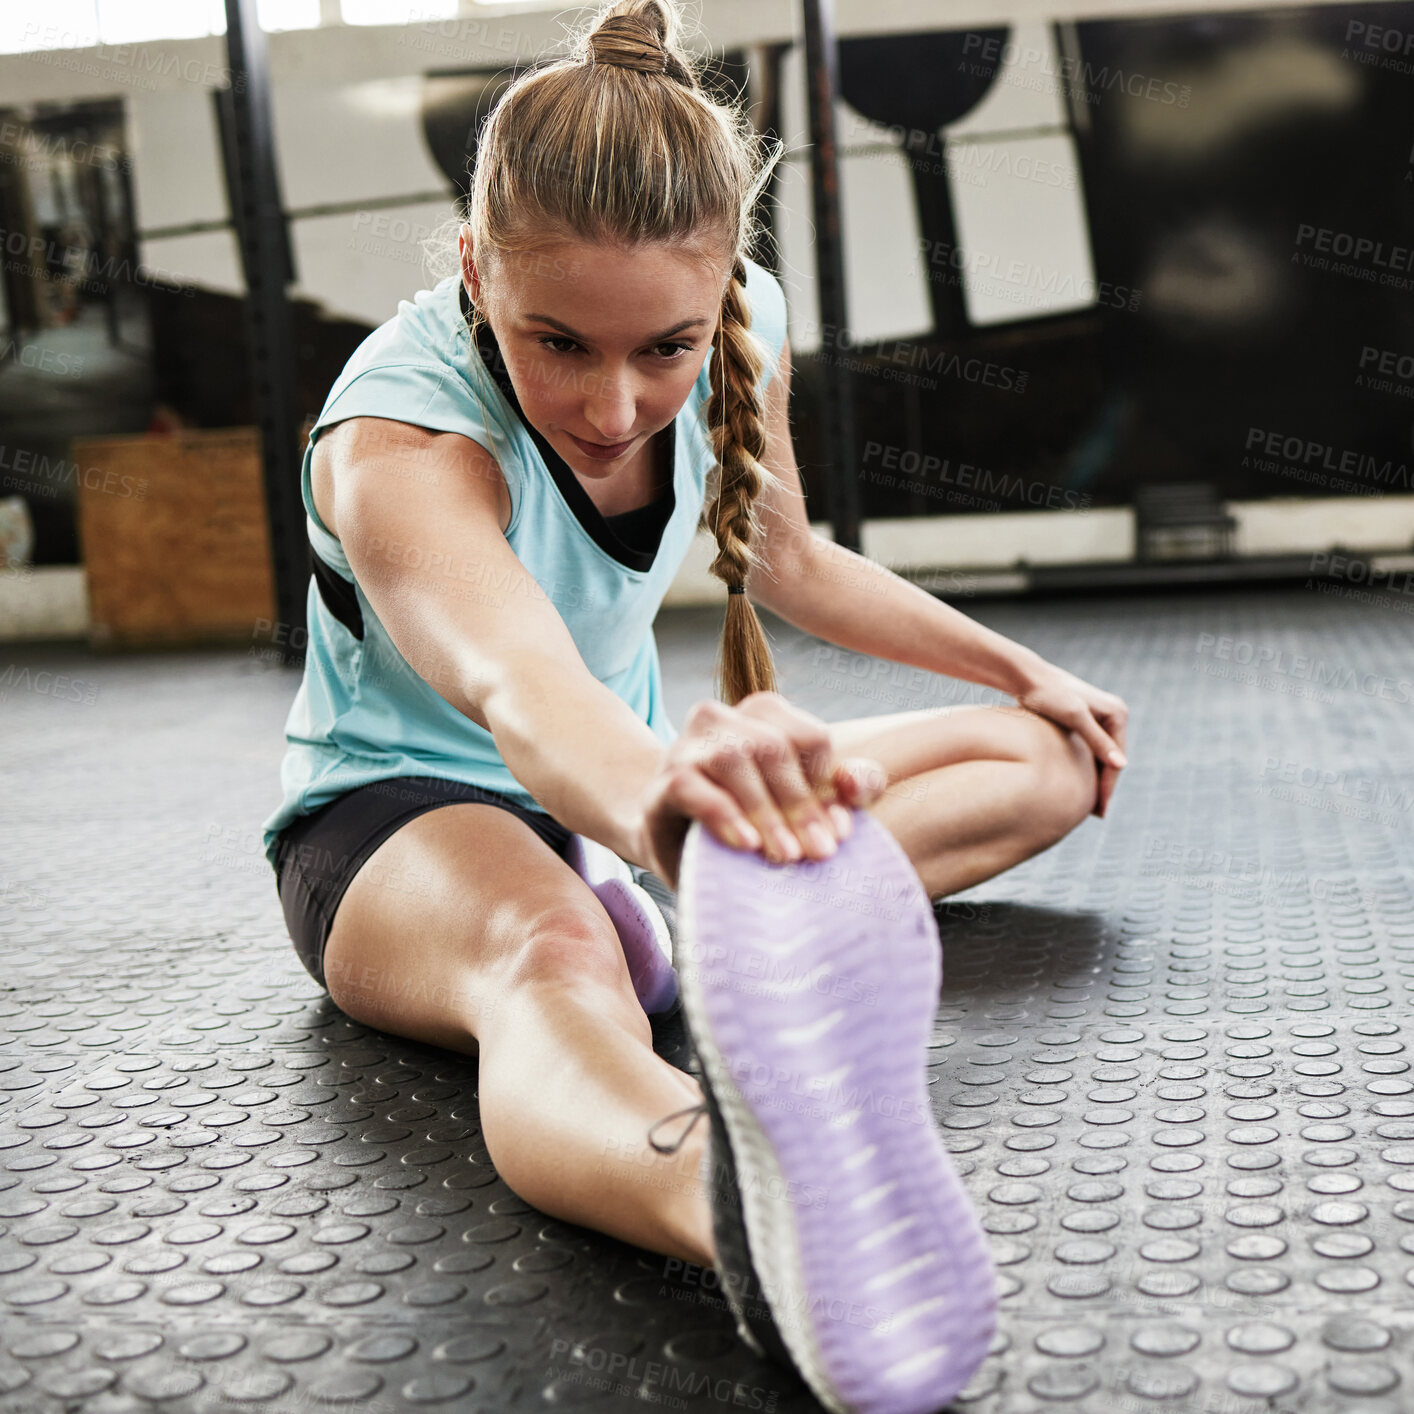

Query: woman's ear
[{"left": 459, "top": 225, "right": 482, "bottom": 303}]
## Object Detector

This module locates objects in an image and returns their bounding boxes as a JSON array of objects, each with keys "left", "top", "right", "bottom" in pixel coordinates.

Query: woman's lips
[{"left": 569, "top": 432, "right": 636, "bottom": 461}]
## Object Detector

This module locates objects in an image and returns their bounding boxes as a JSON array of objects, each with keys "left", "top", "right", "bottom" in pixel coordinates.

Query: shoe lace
[{"left": 646, "top": 1100, "right": 707, "bottom": 1154}]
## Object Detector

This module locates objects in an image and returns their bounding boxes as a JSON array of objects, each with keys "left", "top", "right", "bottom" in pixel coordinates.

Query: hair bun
[{"left": 587, "top": 10, "right": 695, "bottom": 86}]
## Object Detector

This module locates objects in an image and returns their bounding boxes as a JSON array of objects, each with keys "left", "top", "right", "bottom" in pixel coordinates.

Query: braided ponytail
[
  {"left": 704, "top": 257, "right": 779, "bottom": 704},
  {"left": 458, "top": 0, "right": 785, "bottom": 705}
]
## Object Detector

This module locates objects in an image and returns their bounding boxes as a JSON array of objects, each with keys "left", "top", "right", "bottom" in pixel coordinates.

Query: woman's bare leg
[
  {"left": 827, "top": 703, "right": 1098, "bottom": 897},
  {"left": 321, "top": 802, "right": 716, "bottom": 1266}
]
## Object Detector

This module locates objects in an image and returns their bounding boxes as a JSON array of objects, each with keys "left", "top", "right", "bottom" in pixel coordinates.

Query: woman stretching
[{"left": 262, "top": 3, "right": 1129, "bottom": 1409}]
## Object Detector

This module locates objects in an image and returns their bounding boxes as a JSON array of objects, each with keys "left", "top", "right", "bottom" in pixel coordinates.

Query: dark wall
[
  {"left": 146, "top": 283, "right": 373, "bottom": 431},
  {"left": 1074, "top": 2, "right": 1414, "bottom": 504},
  {"left": 790, "top": 5, "right": 1414, "bottom": 521}
]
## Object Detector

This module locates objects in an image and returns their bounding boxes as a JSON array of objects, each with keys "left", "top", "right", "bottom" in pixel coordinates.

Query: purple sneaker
[
  {"left": 565, "top": 833, "right": 678, "bottom": 1015},
  {"left": 674, "top": 808, "right": 997, "bottom": 1414}
]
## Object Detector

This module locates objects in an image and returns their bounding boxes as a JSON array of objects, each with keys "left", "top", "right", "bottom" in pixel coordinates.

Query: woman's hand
[
  {"left": 1013, "top": 661, "right": 1130, "bottom": 819},
  {"left": 635, "top": 691, "right": 890, "bottom": 891}
]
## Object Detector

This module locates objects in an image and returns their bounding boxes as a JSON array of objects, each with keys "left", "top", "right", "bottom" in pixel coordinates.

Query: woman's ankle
[{"left": 658, "top": 1128, "right": 717, "bottom": 1268}]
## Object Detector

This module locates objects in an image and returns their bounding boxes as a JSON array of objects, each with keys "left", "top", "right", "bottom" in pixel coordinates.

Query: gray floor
[{"left": 2, "top": 583, "right": 1413, "bottom": 1412}]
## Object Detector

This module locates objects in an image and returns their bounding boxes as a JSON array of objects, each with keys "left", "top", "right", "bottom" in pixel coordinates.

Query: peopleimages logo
[
  {"left": 548, "top": 1337, "right": 780, "bottom": 1411},
  {"left": 0, "top": 119, "right": 131, "bottom": 175},
  {"left": 0, "top": 336, "right": 84, "bottom": 377},
  {"left": 1346, "top": 19, "right": 1414, "bottom": 56},
  {"left": 959, "top": 31, "right": 1191, "bottom": 106},
  {"left": 0, "top": 444, "right": 148, "bottom": 501},
  {"left": 18, "top": 22, "right": 247, "bottom": 92},
  {"left": 1296, "top": 222, "right": 1414, "bottom": 269},
  {"left": 1262, "top": 754, "right": 1413, "bottom": 802},
  {"left": 1243, "top": 426, "right": 1413, "bottom": 488},
  {"left": 1293, "top": 222, "right": 1414, "bottom": 289},
  {"left": 863, "top": 441, "right": 1093, "bottom": 510},
  {"left": 1195, "top": 631, "right": 1414, "bottom": 703},
  {"left": 919, "top": 236, "right": 1141, "bottom": 311},
  {"left": 0, "top": 666, "right": 99, "bottom": 704}
]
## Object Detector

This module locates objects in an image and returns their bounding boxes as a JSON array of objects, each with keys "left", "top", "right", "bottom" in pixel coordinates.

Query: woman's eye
[{"left": 535, "top": 336, "right": 691, "bottom": 359}]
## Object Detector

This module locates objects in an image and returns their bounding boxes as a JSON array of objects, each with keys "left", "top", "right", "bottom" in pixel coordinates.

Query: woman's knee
[
  {"left": 1026, "top": 718, "right": 1099, "bottom": 839},
  {"left": 499, "top": 903, "right": 635, "bottom": 999}
]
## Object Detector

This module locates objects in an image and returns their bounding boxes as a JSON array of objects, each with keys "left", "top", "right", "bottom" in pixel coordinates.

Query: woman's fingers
[
  {"left": 1104, "top": 701, "right": 1129, "bottom": 760},
  {"left": 835, "top": 755, "right": 889, "bottom": 807},
  {"left": 682, "top": 719, "right": 830, "bottom": 863},
  {"left": 647, "top": 695, "right": 895, "bottom": 880},
  {"left": 679, "top": 693, "right": 866, "bottom": 862},
  {"left": 642, "top": 761, "right": 764, "bottom": 889},
  {"left": 1086, "top": 697, "right": 1128, "bottom": 818},
  {"left": 736, "top": 692, "right": 839, "bottom": 795},
  {"left": 1094, "top": 696, "right": 1129, "bottom": 816},
  {"left": 737, "top": 694, "right": 882, "bottom": 858},
  {"left": 1063, "top": 704, "right": 1125, "bottom": 772},
  {"left": 1093, "top": 762, "right": 1118, "bottom": 818}
]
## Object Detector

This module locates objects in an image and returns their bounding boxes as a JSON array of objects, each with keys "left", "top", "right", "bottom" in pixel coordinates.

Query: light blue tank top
[{"left": 260, "top": 256, "right": 788, "bottom": 868}]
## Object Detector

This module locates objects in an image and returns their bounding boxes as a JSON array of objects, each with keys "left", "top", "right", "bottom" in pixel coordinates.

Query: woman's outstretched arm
[
  {"left": 328, "top": 415, "right": 669, "bottom": 868},
  {"left": 744, "top": 340, "right": 1129, "bottom": 816}
]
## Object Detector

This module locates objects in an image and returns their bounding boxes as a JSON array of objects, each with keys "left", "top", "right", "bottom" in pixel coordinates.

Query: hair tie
[
  {"left": 586, "top": 16, "right": 695, "bottom": 86},
  {"left": 727, "top": 585, "right": 745, "bottom": 595}
]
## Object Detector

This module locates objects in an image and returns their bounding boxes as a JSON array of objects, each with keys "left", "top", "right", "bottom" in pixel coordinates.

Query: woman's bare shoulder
[{"left": 310, "top": 417, "right": 512, "bottom": 539}]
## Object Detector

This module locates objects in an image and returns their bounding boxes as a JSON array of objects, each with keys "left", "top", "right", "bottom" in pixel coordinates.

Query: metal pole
[
  {"left": 800, "top": 0, "right": 861, "bottom": 555},
  {"left": 222, "top": 0, "right": 308, "bottom": 666}
]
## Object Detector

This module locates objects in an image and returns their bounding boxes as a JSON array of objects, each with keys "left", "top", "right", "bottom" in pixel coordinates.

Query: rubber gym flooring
[{"left": 1, "top": 581, "right": 1413, "bottom": 1413}]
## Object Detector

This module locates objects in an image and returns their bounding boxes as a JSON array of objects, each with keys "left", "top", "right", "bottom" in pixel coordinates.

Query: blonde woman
[{"left": 262, "top": 3, "right": 1128, "bottom": 1409}]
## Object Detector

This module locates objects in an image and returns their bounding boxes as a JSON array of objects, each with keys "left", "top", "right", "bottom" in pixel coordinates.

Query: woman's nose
[{"left": 582, "top": 369, "right": 636, "bottom": 441}]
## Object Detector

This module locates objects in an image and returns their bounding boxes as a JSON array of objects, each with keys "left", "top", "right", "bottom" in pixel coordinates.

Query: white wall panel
[
  {"left": 272, "top": 76, "right": 451, "bottom": 209},
  {"left": 773, "top": 161, "right": 820, "bottom": 352},
  {"left": 946, "top": 130, "right": 1094, "bottom": 325},
  {"left": 776, "top": 45, "right": 938, "bottom": 349},
  {"left": 126, "top": 87, "right": 228, "bottom": 231},
  {"left": 290, "top": 198, "right": 457, "bottom": 325},
  {"left": 138, "top": 229, "right": 244, "bottom": 296}
]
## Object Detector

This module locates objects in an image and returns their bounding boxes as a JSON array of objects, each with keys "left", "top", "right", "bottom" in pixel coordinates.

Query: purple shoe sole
[{"left": 677, "top": 810, "right": 997, "bottom": 1414}]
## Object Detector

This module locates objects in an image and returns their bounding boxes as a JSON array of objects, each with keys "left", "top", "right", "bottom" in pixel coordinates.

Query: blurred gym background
[{"left": 3, "top": 0, "right": 1413, "bottom": 649}]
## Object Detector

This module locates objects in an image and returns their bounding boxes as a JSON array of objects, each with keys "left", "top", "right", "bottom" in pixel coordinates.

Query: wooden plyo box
[{"left": 73, "top": 427, "right": 278, "bottom": 649}]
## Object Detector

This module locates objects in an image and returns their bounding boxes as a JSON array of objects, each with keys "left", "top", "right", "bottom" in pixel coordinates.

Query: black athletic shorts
[{"left": 273, "top": 775, "right": 575, "bottom": 990}]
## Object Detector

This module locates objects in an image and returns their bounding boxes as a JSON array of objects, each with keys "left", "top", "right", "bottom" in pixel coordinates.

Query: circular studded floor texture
[{"left": 1, "top": 584, "right": 1413, "bottom": 1412}]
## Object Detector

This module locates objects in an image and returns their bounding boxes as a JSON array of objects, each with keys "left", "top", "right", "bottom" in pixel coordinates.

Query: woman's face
[{"left": 461, "top": 233, "right": 729, "bottom": 482}]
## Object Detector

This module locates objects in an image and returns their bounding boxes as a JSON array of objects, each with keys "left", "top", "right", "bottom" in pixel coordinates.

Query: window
[
  {"left": 942, "top": 21, "right": 1096, "bottom": 326},
  {"left": 259, "top": 0, "right": 321, "bottom": 31},
  {"left": 341, "top": 0, "right": 456, "bottom": 24},
  {"left": 775, "top": 20, "right": 1099, "bottom": 346},
  {"left": 1, "top": 0, "right": 322, "bottom": 50},
  {"left": 96, "top": 0, "right": 225, "bottom": 45},
  {"left": 0, "top": 1, "right": 99, "bottom": 53}
]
